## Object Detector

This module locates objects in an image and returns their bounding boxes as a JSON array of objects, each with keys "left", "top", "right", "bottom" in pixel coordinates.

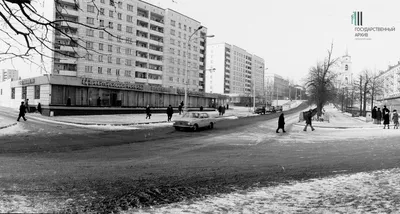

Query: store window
[
  {"left": 34, "top": 85, "right": 40, "bottom": 99},
  {"left": 21, "top": 86, "right": 27, "bottom": 99}
]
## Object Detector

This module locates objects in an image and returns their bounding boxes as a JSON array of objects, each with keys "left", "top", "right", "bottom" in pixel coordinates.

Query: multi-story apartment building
[
  {"left": 376, "top": 62, "right": 400, "bottom": 100},
  {"left": 0, "top": 69, "right": 19, "bottom": 82},
  {"left": 206, "top": 43, "right": 265, "bottom": 97},
  {"left": 264, "top": 73, "right": 289, "bottom": 102},
  {"left": 53, "top": 0, "right": 207, "bottom": 90}
]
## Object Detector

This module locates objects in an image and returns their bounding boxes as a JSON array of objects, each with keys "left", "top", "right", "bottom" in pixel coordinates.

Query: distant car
[
  {"left": 173, "top": 112, "right": 217, "bottom": 131},
  {"left": 254, "top": 106, "right": 266, "bottom": 114},
  {"left": 266, "top": 106, "right": 276, "bottom": 113},
  {"left": 275, "top": 105, "right": 283, "bottom": 112}
]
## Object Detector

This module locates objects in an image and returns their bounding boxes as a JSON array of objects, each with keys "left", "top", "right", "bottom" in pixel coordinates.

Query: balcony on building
[
  {"left": 149, "top": 34, "right": 163, "bottom": 45},
  {"left": 149, "top": 54, "right": 163, "bottom": 65},
  {"left": 59, "top": 21, "right": 79, "bottom": 29},
  {"left": 55, "top": 28, "right": 78, "bottom": 39},
  {"left": 137, "top": 8, "right": 149, "bottom": 18},
  {"left": 136, "top": 30, "right": 149, "bottom": 41},
  {"left": 150, "top": 12, "right": 164, "bottom": 25},
  {"left": 137, "top": 20, "right": 149, "bottom": 32},
  {"left": 148, "top": 78, "right": 162, "bottom": 85},
  {"left": 136, "top": 41, "right": 148, "bottom": 52},
  {"left": 56, "top": 4, "right": 79, "bottom": 17},
  {"left": 135, "top": 71, "right": 147, "bottom": 83},
  {"left": 135, "top": 61, "right": 148, "bottom": 73},
  {"left": 136, "top": 51, "right": 148, "bottom": 60},
  {"left": 149, "top": 24, "right": 164, "bottom": 37},
  {"left": 148, "top": 64, "right": 163, "bottom": 75},
  {"left": 149, "top": 44, "right": 163, "bottom": 54}
]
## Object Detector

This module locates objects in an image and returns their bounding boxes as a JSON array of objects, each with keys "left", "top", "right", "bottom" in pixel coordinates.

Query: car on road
[
  {"left": 173, "top": 112, "right": 217, "bottom": 131},
  {"left": 275, "top": 105, "right": 283, "bottom": 112},
  {"left": 254, "top": 106, "right": 266, "bottom": 114}
]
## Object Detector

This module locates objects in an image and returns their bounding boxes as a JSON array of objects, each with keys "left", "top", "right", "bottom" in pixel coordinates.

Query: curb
[{"left": 0, "top": 122, "right": 17, "bottom": 130}]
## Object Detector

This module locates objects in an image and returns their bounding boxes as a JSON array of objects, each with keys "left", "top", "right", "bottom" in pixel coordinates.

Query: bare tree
[
  {"left": 0, "top": 0, "right": 121, "bottom": 69},
  {"left": 369, "top": 71, "right": 384, "bottom": 110},
  {"left": 305, "top": 43, "right": 339, "bottom": 118}
]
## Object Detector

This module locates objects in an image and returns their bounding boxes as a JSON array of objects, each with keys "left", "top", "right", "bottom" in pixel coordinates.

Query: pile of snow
[
  {"left": 131, "top": 168, "right": 400, "bottom": 213},
  {"left": 0, "top": 124, "right": 28, "bottom": 136}
]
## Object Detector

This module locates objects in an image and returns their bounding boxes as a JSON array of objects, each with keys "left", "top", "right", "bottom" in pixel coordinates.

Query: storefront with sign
[{"left": 0, "top": 75, "right": 227, "bottom": 116}]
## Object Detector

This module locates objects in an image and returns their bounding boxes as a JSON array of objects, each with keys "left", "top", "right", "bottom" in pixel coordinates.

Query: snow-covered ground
[{"left": 131, "top": 168, "right": 400, "bottom": 214}]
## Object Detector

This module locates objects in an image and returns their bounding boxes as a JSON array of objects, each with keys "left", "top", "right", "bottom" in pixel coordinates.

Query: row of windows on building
[
  {"left": 11, "top": 86, "right": 40, "bottom": 100},
  {"left": 168, "top": 77, "right": 197, "bottom": 85}
]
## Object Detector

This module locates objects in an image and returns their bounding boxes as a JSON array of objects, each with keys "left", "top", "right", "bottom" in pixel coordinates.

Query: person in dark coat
[
  {"left": 371, "top": 106, "right": 377, "bottom": 124},
  {"left": 178, "top": 104, "right": 182, "bottom": 115},
  {"left": 226, "top": 104, "right": 229, "bottom": 110},
  {"left": 97, "top": 97, "right": 101, "bottom": 106},
  {"left": 17, "top": 101, "right": 27, "bottom": 122},
  {"left": 303, "top": 109, "right": 315, "bottom": 131},
  {"left": 218, "top": 105, "right": 223, "bottom": 116},
  {"left": 222, "top": 106, "right": 225, "bottom": 116},
  {"left": 37, "top": 103, "right": 42, "bottom": 114},
  {"left": 166, "top": 105, "right": 173, "bottom": 122},
  {"left": 376, "top": 108, "right": 382, "bottom": 125},
  {"left": 145, "top": 105, "right": 151, "bottom": 119},
  {"left": 383, "top": 105, "right": 390, "bottom": 129},
  {"left": 200, "top": 106, "right": 203, "bottom": 111},
  {"left": 276, "top": 113, "right": 286, "bottom": 133},
  {"left": 66, "top": 97, "right": 71, "bottom": 106}
]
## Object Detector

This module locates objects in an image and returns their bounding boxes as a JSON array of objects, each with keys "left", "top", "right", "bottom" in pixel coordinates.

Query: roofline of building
[
  {"left": 137, "top": 0, "right": 166, "bottom": 11},
  {"left": 376, "top": 62, "right": 400, "bottom": 79},
  {"left": 165, "top": 8, "right": 201, "bottom": 24}
]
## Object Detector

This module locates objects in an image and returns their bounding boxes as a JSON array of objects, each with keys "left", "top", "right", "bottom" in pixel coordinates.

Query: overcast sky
[{"left": 1, "top": 0, "right": 400, "bottom": 84}]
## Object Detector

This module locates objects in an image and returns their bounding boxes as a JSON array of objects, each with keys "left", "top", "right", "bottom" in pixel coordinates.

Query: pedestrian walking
[
  {"left": 37, "top": 103, "right": 42, "bottom": 114},
  {"left": 222, "top": 106, "right": 225, "bottom": 116},
  {"left": 392, "top": 109, "right": 399, "bottom": 129},
  {"left": 97, "top": 97, "right": 101, "bottom": 106},
  {"left": 218, "top": 105, "right": 223, "bottom": 116},
  {"left": 166, "top": 105, "right": 173, "bottom": 122},
  {"left": 67, "top": 97, "right": 71, "bottom": 106},
  {"left": 276, "top": 113, "right": 286, "bottom": 133},
  {"left": 17, "top": 101, "right": 27, "bottom": 122},
  {"left": 372, "top": 106, "right": 377, "bottom": 124},
  {"left": 178, "top": 104, "right": 182, "bottom": 115},
  {"left": 200, "top": 106, "right": 203, "bottom": 111},
  {"left": 145, "top": 105, "right": 151, "bottom": 119},
  {"left": 303, "top": 109, "right": 315, "bottom": 131},
  {"left": 376, "top": 108, "right": 382, "bottom": 125},
  {"left": 383, "top": 105, "right": 390, "bottom": 129}
]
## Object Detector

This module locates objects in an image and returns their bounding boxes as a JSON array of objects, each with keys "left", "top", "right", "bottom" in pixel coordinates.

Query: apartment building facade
[
  {"left": 41, "top": 0, "right": 217, "bottom": 109},
  {"left": 0, "top": 69, "right": 19, "bottom": 82},
  {"left": 264, "top": 73, "right": 289, "bottom": 102},
  {"left": 206, "top": 43, "right": 265, "bottom": 97}
]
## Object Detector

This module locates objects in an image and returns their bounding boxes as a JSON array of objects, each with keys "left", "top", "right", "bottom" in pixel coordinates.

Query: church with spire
[{"left": 336, "top": 49, "right": 353, "bottom": 88}]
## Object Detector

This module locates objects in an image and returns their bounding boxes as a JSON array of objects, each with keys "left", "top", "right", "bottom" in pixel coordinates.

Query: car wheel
[
  {"left": 174, "top": 127, "right": 180, "bottom": 131},
  {"left": 209, "top": 122, "right": 214, "bottom": 129},
  {"left": 192, "top": 124, "right": 198, "bottom": 131}
]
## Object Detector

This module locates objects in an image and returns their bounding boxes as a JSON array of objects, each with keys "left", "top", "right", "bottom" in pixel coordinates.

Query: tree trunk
[
  {"left": 371, "top": 86, "right": 375, "bottom": 111},
  {"left": 363, "top": 85, "right": 368, "bottom": 117}
]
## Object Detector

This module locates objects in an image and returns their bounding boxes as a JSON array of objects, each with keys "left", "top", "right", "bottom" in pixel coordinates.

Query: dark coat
[
  {"left": 178, "top": 105, "right": 182, "bottom": 111},
  {"left": 19, "top": 104, "right": 26, "bottom": 115},
  {"left": 67, "top": 98, "right": 71, "bottom": 106},
  {"left": 376, "top": 110, "right": 382, "bottom": 120},
  {"left": 167, "top": 107, "right": 173, "bottom": 115},
  {"left": 371, "top": 108, "right": 377, "bottom": 119},
  {"left": 278, "top": 114, "right": 285, "bottom": 128},
  {"left": 146, "top": 107, "right": 151, "bottom": 115},
  {"left": 383, "top": 107, "right": 390, "bottom": 124},
  {"left": 305, "top": 111, "right": 312, "bottom": 124}
]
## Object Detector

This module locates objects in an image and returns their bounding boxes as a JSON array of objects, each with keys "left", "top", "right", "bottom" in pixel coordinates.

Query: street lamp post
[{"left": 184, "top": 26, "right": 214, "bottom": 112}]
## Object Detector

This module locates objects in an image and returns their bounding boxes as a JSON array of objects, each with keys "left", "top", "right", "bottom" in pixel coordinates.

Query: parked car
[
  {"left": 275, "top": 105, "right": 283, "bottom": 112},
  {"left": 254, "top": 106, "right": 266, "bottom": 114},
  {"left": 266, "top": 106, "right": 276, "bottom": 113},
  {"left": 173, "top": 112, "right": 217, "bottom": 131}
]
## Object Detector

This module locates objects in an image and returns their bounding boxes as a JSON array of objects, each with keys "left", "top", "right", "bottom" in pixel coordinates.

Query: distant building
[
  {"left": 376, "top": 62, "right": 400, "bottom": 100},
  {"left": 264, "top": 73, "right": 289, "bottom": 104},
  {"left": 0, "top": 69, "right": 19, "bottom": 82},
  {"left": 335, "top": 52, "right": 353, "bottom": 89},
  {"left": 206, "top": 43, "right": 265, "bottom": 97}
]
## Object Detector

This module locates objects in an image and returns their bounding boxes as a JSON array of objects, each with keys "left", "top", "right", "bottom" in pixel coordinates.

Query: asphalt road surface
[{"left": 1, "top": 104, "right": 400, "bottom": 213}]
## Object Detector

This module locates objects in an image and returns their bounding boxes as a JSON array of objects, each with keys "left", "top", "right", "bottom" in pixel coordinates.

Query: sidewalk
[
  {"left": 0, "top": 115, "right": 17, "bottom": 130},
  {"left": 0, "top": 103, "right": 303, "bottom": 128},
  {"left": 294, "top": 105, "right": 378, "bottom": 129}
]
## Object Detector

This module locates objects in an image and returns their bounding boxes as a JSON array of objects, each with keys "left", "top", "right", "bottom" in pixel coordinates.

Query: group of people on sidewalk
[
  {"left": 371, "top": 105, "right": 399, "bottom": 129},
  {"left": 276, "top": 108, "right": 315, "bottom": 133},
  {"left": 16, "top": 100, "right": 43, "bottom": 122},
  {"left": 145, "top": 101, "right": 187, "bottom": 122}
]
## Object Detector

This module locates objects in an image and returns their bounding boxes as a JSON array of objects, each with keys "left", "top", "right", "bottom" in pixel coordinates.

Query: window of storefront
[
  {"left": 11, "top": 88, "right": 15, "bottom": 99},
  {"left": 34, "top": 85, "right": 40, "bottom": 99},
  {"left": 21, "top": 86, "right": 27, "bottom": 99}
]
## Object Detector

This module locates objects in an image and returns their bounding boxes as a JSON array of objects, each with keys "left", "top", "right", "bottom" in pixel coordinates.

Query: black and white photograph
[{"left": 1, "top": 0, "right": 400, "bottom": 213}]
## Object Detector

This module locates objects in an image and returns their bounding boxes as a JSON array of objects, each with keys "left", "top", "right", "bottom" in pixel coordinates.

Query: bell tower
[{"left": 341, "top": 49, "right": 353, "bottom": 86}]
